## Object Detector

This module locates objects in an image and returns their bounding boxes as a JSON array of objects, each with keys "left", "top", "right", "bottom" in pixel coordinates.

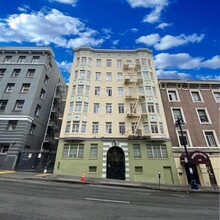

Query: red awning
[{"left": 180, "top": 151, "right": 210, "bottom": 165}]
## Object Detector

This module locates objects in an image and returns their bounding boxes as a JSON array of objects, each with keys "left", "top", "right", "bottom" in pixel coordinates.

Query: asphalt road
[{"left": 0, "top": 179, "right": 218, "bottom": 220}]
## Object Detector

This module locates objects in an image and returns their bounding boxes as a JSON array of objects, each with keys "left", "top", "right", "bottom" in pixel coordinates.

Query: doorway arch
[{"left": 107, "top": 146, "right": 125, "bottom": 180}]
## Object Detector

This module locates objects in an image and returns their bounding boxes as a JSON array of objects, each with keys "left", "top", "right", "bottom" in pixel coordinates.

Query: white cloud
[
  {"left": 154, "top": 53, "right": 220, "bottom": 70},
  {"left": 0, "top": 8, "right": 103, "bottom": 48},
  {"left": 136, "top": 33, "right": 205, "bottom": 50},
  {"left": 127, "top": 0, "right": 169, "bottom": 23},
  {"left": 56, "top": 60, "right": 72, "bottom": 71},
  {"left": 156, "top": 69, "right": 191, "bottom": 80},
  {"left": 156, "top": 22, "right": 171, "bottom": 29},
  {"left": 196, "top": 74, "right": 220, "bottom": 81},
  {"left": 49, "top": 0, "right": 77, "bottom": 6}
]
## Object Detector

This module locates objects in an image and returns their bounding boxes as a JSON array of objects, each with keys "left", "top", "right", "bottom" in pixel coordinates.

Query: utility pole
[{"left": 175, "top": 118, "right": 198, "bottom": 190}]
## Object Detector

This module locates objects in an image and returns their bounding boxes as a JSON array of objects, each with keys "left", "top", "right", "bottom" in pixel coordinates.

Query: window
[
  {"left": 178, "top": 130, "right": 191, "bottom": 147},
  {"left": 143, "top": 71, "right": 149, "bottom": 79},
  {"left": 72, "top": 121, "right": 80, "bottom": 132},
  {"left": 141, "top": 103, "right": 147, "bottom": 113},
  {"left": 168, "top": 90, "right": 179, "bottom": 101},
  {"left": 213, "top": 91, "right": 220, "bottom": 103},
  {"left": 40, "top": 89, "right": 45, "bottom": 99},
  {"left": 172, "top": 108, "right": 184, "bottom": 122},
  {"left": 148, "top": 59, "right": 151, "bottom": 67},
  {"left": 26, "top": 69, "right": 35, "bottom": 77},
  {"left": 0, "top": 144, "right": 9, "bottom": 153},
  {"left": 150, "top": 122, "right": 158, "bottom": 133},
  {"left": 63, "top": 144, "right": 84, "bottom": 158},
  {"left": 106, "top": 72, "right": 112, "bottom": 81},
  {"left": 5, "top": 83, "right": 15, "bottom": 93},
  {"left": 0, "top": 68, "right": 6, "bottom": 77},
  {"left": 65, "top": 121, "right": 70, "bottom": 133},
  {"left": 21, "top": 83, "right": 30, "bottom": 93},
  {"left": 92, "top": 122, "right": 99, "bottom": 133},
  {"left": 86, "top": 86, "right": 90, "bottom": 95},
  {"left": 147, "top": 145, "right": 168, "bottom": 158},
  {"left": 29, "top": 124, "right": 36, "bottom": 134},
  {"left": 143, "top": 122, "right": 150, "bottom": 134},
  {"left": 89, "top": 166, "right": 97, "bottom": 172},
  {"left": 135, "top": 166, "right": 143, "bottom": 173},
  {"left": 131, "top": 122, "right": 137, "bottom": 134},
  {"left": 117, "top": 87, "right": 124, "bottom": 96},
  {"left": 95, "top": 72, "right": 101, "bottom": 80},
  {"left": 0, "top": 100, "right": 8, "bottom": 111},
  {"left": 96, "top": 59, "right": 101, "bottom": 67},
  {"left": 74, "top": 71, "right": 78, "bottom": 79},
  {"left": 90, "top": 144, "right": 98, "bottom": 158},
  {"left": 94, "top": 87, "right": 100, "bottom": 96},
  {"left": 105, "top": 122, "right": 112, "bottom": 134},
  {"left": 130, "top": 103, "right": 136, "bottom": 113},
  {"left": 118, "top": 103, "right": 124, "bottom": 113},
  {"left": 7, "top": 120, "right": 17, "bottom": 131},
  {"left": 79, "top": 70, "right": 85, "bottom": 78},
  {"left": 4, "top": 56, "right": 12, "bottom": 63},
  {"left": 106, "top": 59, "right": 112, "bottom": 67},
  {"left": 35, "top": 105, "right": 41, "bottom": 116},
  {"left": 77, "top": 85, "right": 84, "bottom": 94},
  {"left": 204, "top": 131, "right": 217, "bottom": 147},
  {"left": 17, "top": 56, "right": 26, "bottom": 63},
  {"left": 156, "top": 103, "right": 160, "bottom": 113},
  {"left": 44, "top": 75, "right": 49, "bottom": 84},
  {"left": 197, "top": 109, "right": 210, "bottom": 123},
  {"left": 191, "top": 91, "right": 202, "bottom": 102},
  {"left": 117, "top": 72, "right": 123, "bottom": 81},
  {"left": 81, "top": 57, "right": 87, "bottom": 65},
  {"left": 83, "top": 103, "right": 88, "bottom": 113},
  {"left": 145, "top": 86, "right": 152, "bottom": 95},
  {"left": 11, "top": 69, "right": 21, "bottom": 77},
  {"left": 106, "top": 87, "right": 112, "bottom": 96},
  {"left": 106, "top": 103, "right": 112, "bottom": 113},
  {"left": 133, "top": 144, "right": 141, "bottom": 158},
  {"left": 48, "top": 62, "right": 52, "bottom": 71},
  {"left": 32, "top": 56, "right": 40, "bottom": 63},
  {"left": 75, "top": 102, "right": 82, "bottom": 112},
  {"left": 14, "top": 100, "right": 25, "bottom": 111},
  {"left": 69, "top": 102, "right": 74, "bottom": 112},
  {"left": 93, "top": 103, "right": 100, "bottom": 113},
  {"left": 159, "top": 122, "right": 164, "bottom": 134},
  {"left": 117, "top": 60, "right": 122, "bottom": 68},
  {"left": 148, "top": 103, "right": 155, "bottom": 113},
  {"left": 81, "top": 122, "right": 87, "bottom": 133},
  {"left": 119, "top": 122, "right": 125, "bottom": 134},
  {"left": 88, "top": 58, "right": 92, "bottom": 66}
]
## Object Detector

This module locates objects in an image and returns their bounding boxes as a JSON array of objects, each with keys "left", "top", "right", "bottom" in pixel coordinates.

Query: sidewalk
[{"left": 0, "top": 170, "right": 219, "bottom": 194}]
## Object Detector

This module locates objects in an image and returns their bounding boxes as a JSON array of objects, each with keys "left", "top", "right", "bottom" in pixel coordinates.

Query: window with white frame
[
  {"left": 17, "top": 56, "right": 26, "bottom": 63},
  {"left": 148, "top": 103, "right": 155, "bottom": 113},
  {"left": 105, "top": 122, "right": 112, "bottom": 134},
  {"left": 86, "top": 71, "right": 91, "bottom": 79},
  {"left": 106, "top": 59, "right": 112, "bottom": 67},
  {"left": 86, "top": 86, "right": 90, "bottom": 95},
  {"left": 63, "top": 144, "right": 84, "bottom": 158},
  {"left": 77, "top": 85, "right": 84, "bottom": 94},
  {"left": 156, "top": 103, "right": 160, "bottom": 113},
  {"left": 7, "top": 120, "right": 17, "bottom": 131},
  {"left": 143, "top": 122, "right": 150, "bottom": 134},
  {"left": 5, "top": 83, "right": 15, "bottom": 93},
  {"left": 0, "top": 68, "right": 6, "bottom": 77},
  {"left": 88, "top": 58, "right": 92, "bottom": 66},
  {"left": 150, "top": 122, "right": 159, "bottom": 133},
  {"left": 95, "top": 72, "right": 101, "bottom": 80},
  {"left": 0, "top": 144, "right": 10, "bottom": 153},
  {"left": 75, "top": 102, "right": 82, "bottom": 112},
  {"left": 117, "top": 60, "right": 122, "bottom": 68},
  {"left": 147, "top": 145, "right": 168, "bottom": 158},
  {"left": 159, "top": 122, "right": 164, "bottom": 134},
  {"left": 74, "top": 71, "right": 78, "bottom": 79},
  {"left": 213, "top": 91, "right": 220, "bottom": 103},
  {"left": 197, "top": 109, "right": 210, "bottom": 123},
  {"left": 11, "top": 69, "right": 21, "bottom": 77},
  {"left": 81, "top": 122, "right": 87, "bottom": 133},
  {"left": 191, "top": 91, "right": 203, "bottom": 102},
  {"left": 106, "top": 72, "right": 112, "bottom": 81},
  {"left": 92, "top": 122, "right": 99, "bottom": 133},
  {"left": 14, "top": 100, "right": 25, "bottom": 111},
  {"left": 168, "top": 90, "right": 179, "bottom": 101},
  {"left": 79, "top": 70, "right": 85, "bottom": 78},
  {"left": 145, "top": 86, "right": 152, "bottom": 95},
  {"left": 29, "top": 123, "right": 36, "bottom": 135},
  {"left": 81, "top": 57, "right": 87, "bottom": 65},
  {"left": 35, "top": 105, "right": 41, "bottom": 116},
  {"left": 117, "top": 72, "right": 123, "bottom": 81},
  {"left": 106, "top": 87, "right": 112, "bottom": 96},
  {"left": 143, "top": 71, "right": 149, "bottom": 79},
  {"left": 131, "top": 122, "right": 137, "bottom": 134},
  {"left": 90, "top": 144, "right": 98, "bottom": 158},
  {"left": 26, "top": 69, "right": 35, "bottom": 77},
  {"left": 204, "top": 131, "right": 218, "bottom": 147},
  {"left": 0, "top": 100, "right": 8, "bottom": 111},
  {"left": 94, "top": 87, "right": 100, "bottom": 96},
  {"left": 133, "top": 144, "right": 141, "bottom": 158},
  {"left": 83, "top": 102, "right": 88, "bottom": 113},
  {"left": 118, "top": 103, "right": 124, "bottom": 113},
  {"left": 65, "top": 121, "right": 70, "bottom": 133},
  {"left": 4, "top": 56, "right": 12, "bottom": 63},
  {"left": 172, "top": 108, "right": 184, "bottom": 122},
  {"left": 119, "top": 122, "right": 125, "bottom": 134},
  {"left": 21, "top": 83, "right": 30, "bottom": 93},
  {"left": 72, "top": 121, "right": 80, "bottom": 132},
  {"left": 178, "top": 130, "right": 191, "bottom": 147},
  {"left": 117, "top": 87, "right": 124, "bottom": 96},
  {"left": 69, "top": 102, "right": 74, "bottom": 113},
  {"left": 93, "top": 103, "right": 100, "bottom": 113},
  {"left": 40, "top": 89, "right": 45, "bottom": 99},
  {"left": 141, "top": 58, "right": 147, "bottom": 65},
  {"left": 32, "top": 56, "right": 40, "bottom": 63},
  {"left": 106, "top": 103, "right": 112, "bottom": 113},
  {"left": 141, "top": 103, "right": 147, "bottom": 113},
  {"left": 96, "top": 59, "right": 101, "bottom": 67},
  {"left": 139, "top": 86, "right": 144, "bottom": 96}
]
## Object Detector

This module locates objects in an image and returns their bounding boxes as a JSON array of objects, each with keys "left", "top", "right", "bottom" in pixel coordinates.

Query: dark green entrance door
[{"left": 107, "top": 147, "right": 125, "bottom": 180}]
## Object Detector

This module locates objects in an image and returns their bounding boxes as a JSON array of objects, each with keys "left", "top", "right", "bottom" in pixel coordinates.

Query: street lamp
[
  {"left": 158, "top": 172, "right": 161, "bottom": 189},
  {"left": 175, "top": 118, "right": 198, "bottom": 190}
]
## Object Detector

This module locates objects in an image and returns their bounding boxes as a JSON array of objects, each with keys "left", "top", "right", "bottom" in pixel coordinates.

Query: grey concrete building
[
  {"left": 0, "top": 47, "right": 66, "bottom": 171},
  {"left": 159, "top": 79, "right": 220, "bottom": 187}
]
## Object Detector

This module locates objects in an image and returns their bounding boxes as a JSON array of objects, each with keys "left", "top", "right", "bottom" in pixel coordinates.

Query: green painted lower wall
[{"left": 54, "top": 139, "right": 179, "bottom": 185}]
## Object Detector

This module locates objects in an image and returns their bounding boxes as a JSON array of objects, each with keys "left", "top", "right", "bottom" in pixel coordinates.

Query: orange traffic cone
[{"left": 81, "top": 173, "right": 85, "bottom": 182}]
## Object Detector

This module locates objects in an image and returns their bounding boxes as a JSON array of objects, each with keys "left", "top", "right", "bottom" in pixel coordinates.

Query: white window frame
[
  {"left": 94, "top": 87, "right": 100, "bottom": 96},
  {"left": 93, "top": 103, "right": 100, "bottom": 113},
  {"left": 106, "top": 72, "right": 112, "bottom": 81},
  {"left": 63, "top": 144, "right": 84, "bottom": 158},
  {"left": 203, "top": 130, "right": 219, "bottom": 147},
  {"left": 21, "top": 84, "right": 30, "bottom": 93},
  {"left": 190, "top": 90, "right": 204, "bottom": 103},
  {"left": 105, "top": 122, "right": 112, "bottom": 134},
  {"left": 90, "top": 144, "right": 98, "bottom": 158},
  {"left": 92, "top": 122, "right": 99, "bottom": 134},
  {"left": 117, "top": 72, "right": 123, "bottom": 81},
  {"left": 167, "top": 89, "right": 180, "bottom": 102},
  {"left": 95, "top": 72, "right": 101, "bottom": 80},
  {"left": 118, "top": 103, "right": 124, "bottom": 113},
  {"left": 14, "top": 100, "right": 25, "bottom": 111},
  {"left": 106, "top": 103, "right": 112, "bottom": 113},
  {"left": 119, "top": 122, "right": 126, "bottom": 134},
  {"left": 212, "top": 90, "right": 220, "bottom": 103},
  {"left": 196, "top": 108, "right": 212, "bottom": 124},
  {"left": 117, "top": 87, "right": 124, "bottom": 96},
  {"left": 133, "top": 144, "right": 141, "bottom": 158},
  {"left": 171, "top": 107, "right": 186, "bottom": 124},
  {"left": 176, "top": 129, "right": 192, "bottom": 148}
]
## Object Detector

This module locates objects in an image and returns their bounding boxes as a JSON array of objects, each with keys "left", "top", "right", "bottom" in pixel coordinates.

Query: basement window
[{"left": 89, "top": 166, "right": 97, "bottom": 172}]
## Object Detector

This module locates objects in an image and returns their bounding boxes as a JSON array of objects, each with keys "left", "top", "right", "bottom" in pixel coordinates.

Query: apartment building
[
  {"left": 54, "top": 47, "right": 179, "bottom": 184},
  {"left": 0, "top": 47, "right": 66, "bottom": 171},
  {"left": 159, "top": 79, "right": 220, "bottom": 186}
]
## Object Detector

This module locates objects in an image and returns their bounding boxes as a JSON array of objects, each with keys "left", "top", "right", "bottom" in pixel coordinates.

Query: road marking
[
  {"left": 35, "top": 174, "right": 50, "bottom": 177},
  {"left": 85, "top": 198, "right": 130, "bottom": 204},
  {"left": 0, "top": 170, "right": 15, "bottom": 175}
]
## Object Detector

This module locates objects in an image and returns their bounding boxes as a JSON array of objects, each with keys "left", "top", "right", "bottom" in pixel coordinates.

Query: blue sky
[{"left": 0, "top": 0, "right": 220, "bottom": 82}]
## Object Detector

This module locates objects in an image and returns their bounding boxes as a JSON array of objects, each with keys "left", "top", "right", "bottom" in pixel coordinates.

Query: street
[{"left": 0, "top": 179, "right": 218, "bottom": 220}]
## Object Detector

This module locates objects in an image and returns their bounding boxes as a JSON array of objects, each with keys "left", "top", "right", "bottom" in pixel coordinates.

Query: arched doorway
[{"left": 107, "top": 146, "right": 125, "bottom": 180}]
